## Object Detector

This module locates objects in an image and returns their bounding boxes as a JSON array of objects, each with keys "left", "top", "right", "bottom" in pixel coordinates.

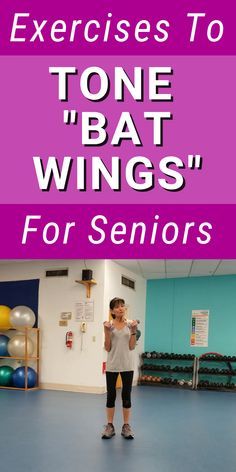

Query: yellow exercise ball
[{"left": 0, "top": 305, "right": 12, "bottom": 329}]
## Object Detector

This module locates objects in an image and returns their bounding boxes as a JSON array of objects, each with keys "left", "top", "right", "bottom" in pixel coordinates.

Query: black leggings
[{"left": 106, "top": 371, "right": 134, "bottom": 408}]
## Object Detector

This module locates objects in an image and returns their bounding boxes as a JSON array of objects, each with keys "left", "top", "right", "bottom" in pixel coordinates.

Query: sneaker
[
  {"left": 121, "top": 424, "right": 134, "bottom": 439},
  {"left": 101, "top": 423, "right": 115, "bottom": 439}
]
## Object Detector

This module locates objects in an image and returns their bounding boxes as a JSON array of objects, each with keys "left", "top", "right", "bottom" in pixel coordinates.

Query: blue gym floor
[{"left": 1, "top": 386, "right": 236, "bottom": 472}]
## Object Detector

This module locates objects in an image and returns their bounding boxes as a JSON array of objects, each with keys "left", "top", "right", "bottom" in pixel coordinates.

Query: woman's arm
[
  {"left": 129, "top": 320, "right": 138, "bottom": 350},
  {"left": 104, "top": 321, "right": 112, "bottom": 352}
]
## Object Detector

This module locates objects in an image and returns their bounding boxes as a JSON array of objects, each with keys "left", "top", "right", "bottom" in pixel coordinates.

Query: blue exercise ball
[
  {"left": 0, "top": 334, "right": 10, "bottom": 356},
  {"left": 12, "top": 367, "right": 37, "bottom": 388}
]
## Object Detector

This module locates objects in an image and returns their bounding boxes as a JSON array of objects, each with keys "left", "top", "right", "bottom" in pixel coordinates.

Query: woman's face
[{"left": 112, "top": 303, "right": 126, "bottom": 319}]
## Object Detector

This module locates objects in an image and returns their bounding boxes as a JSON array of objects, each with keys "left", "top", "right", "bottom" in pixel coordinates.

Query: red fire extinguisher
[{"left": 66, "top": 331, "right": 73, "bottom": 349}]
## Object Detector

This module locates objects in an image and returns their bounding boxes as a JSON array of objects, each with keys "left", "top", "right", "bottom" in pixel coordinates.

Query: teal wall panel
[{"left": 145, "top": 275, "right": 236, "bottom": 355}]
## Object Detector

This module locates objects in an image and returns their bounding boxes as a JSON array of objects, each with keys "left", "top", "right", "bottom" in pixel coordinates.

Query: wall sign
[{"left": 191, "top": 310, "right": 209, "bottom": 347}]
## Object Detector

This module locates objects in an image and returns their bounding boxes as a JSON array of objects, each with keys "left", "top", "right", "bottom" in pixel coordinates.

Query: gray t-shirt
[{"left": 106, "top": 323, "right": 134, "bottom": 372}]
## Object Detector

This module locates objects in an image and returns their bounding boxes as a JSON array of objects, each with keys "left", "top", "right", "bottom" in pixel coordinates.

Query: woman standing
[{"left": 102, "top": 297, "right": 138, "bottom": 439}]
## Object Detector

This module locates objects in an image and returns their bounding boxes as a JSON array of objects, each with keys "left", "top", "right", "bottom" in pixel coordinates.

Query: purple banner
[
  {"left": 0, "top": 1, "right": 235, "bottom": 259},
  {"left": 0, "top": 0, "right": 235, "bottom": 55},
  {"left": 0, "top": 55, "right": 235, "bottom": 204},
  {"left": 0, "top": 204, "right": 236, "bottom": 258}
]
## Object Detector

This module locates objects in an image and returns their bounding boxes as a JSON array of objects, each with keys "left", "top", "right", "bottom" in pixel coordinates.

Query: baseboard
[
  {"left": 40, "top": 378, "right": 138, "bottom": 393},
  {"left": 40, "top": 383, "right": 106, "bottom": 394}
]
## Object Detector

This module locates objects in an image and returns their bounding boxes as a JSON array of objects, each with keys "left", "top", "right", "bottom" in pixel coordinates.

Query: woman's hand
[
  {"left": 130, "top": 320, "right": 138, "bottom": 334},
  {"left": 103, "top": 321, "right": 112, "bottom": 331}
]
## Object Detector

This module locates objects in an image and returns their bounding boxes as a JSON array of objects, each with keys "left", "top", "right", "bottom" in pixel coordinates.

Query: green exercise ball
[{"left": 0, "top": 365, "right": 14, "bottom": 386}]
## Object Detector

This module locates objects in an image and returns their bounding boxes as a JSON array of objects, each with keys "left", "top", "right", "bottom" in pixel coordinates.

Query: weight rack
[{"left": 139, "top": 351, "right": 236, "bottom": 392}]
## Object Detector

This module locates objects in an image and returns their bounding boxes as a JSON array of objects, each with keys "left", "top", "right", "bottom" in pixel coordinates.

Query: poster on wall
[
  {"left": 190, "top": 310, "right": 209, "bottom": 347},
  {"left": 75, "top": 301, "right": 94, "bottom": 322}
]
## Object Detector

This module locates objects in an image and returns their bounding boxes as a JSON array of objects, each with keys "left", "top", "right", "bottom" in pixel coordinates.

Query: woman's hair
[{"left": 109, "top": 297, "right": 125, "bottom": 311}]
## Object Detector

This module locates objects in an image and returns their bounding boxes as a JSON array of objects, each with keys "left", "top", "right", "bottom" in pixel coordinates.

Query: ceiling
[
  {"left": 1, "top": 259, "right": 236, "bottom": 280},
  {"left": 113, "top": 260, "right": 236, "bottom": 280}
]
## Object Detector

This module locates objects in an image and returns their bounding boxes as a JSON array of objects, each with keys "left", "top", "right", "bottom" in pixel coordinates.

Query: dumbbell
[
  {"left": 200, "top": 381, "right": 209, "bottom": 387},
  {"left": 162, "top": 377, "right": 169, "bottom": 384},
  {"left": 178, "top": 379, "right": 185, "bottom": 386}
]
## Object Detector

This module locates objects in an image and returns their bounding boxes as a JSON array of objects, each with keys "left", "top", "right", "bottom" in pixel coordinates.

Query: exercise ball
[
  {"left": 0, "top": 365, "right": 14, "bottom": 386},
  {"left": 0, "top": 359, "right": 20, "bottom": 369},
  {"left": 8, "top": 335, "right": 34, "bottom": 357},
  {"left": 0, "top": 334, "right": 10, "bottom": 356},
  {"left": 0, "top": 305, "right": 12, "bottom": 329},
  {"left": 10, "top": 306, "right": 36, "bottom": 329},
  {"left": 12, "top": 366, "right": 37, "bottom": 388}
]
